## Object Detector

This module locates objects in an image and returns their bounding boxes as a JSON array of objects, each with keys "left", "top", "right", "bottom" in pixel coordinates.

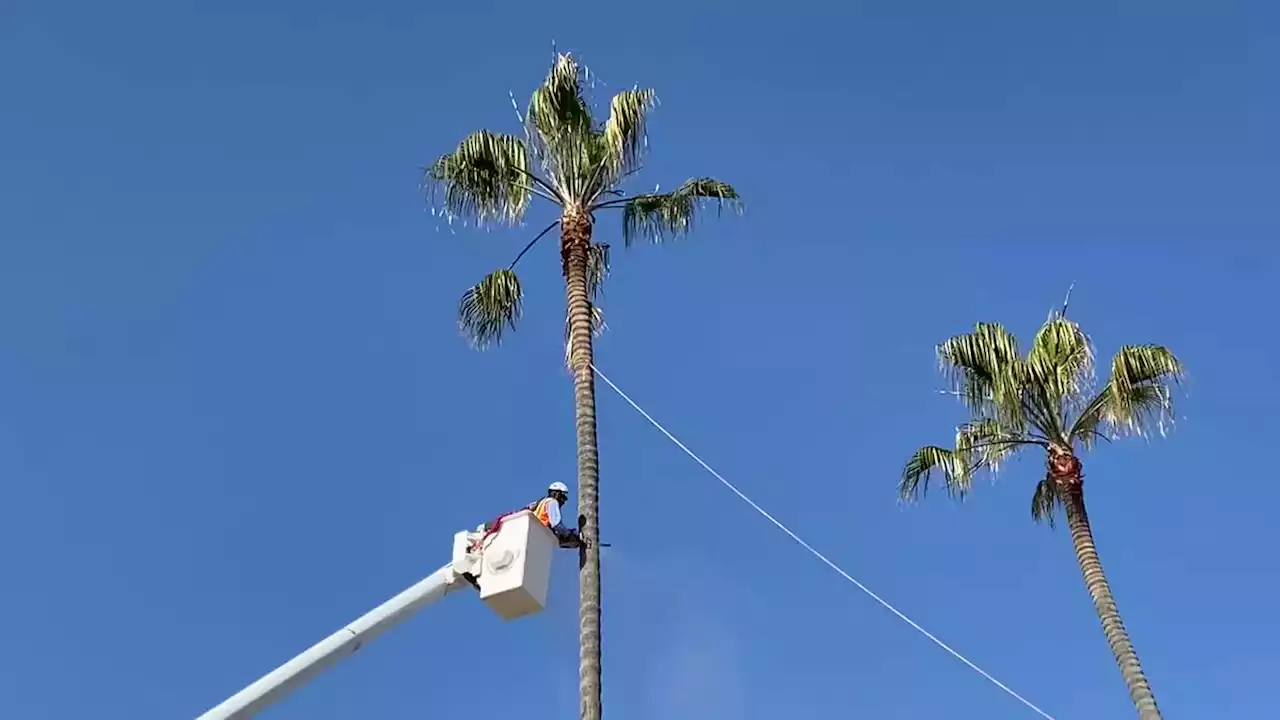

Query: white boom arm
[
  {"left": 196, "top": 511, "right": 556, "bottom": 720},
  {"left": 196, "top": 565, "right": 461, "bottom": 720}
]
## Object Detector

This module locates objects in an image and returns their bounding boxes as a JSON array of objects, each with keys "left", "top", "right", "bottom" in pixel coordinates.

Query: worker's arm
[
  {"left": 555, "top": 529, "right": 586, "bottom": 549},
  {"left": 546, "top": 502, "right": 586, "bottom": 548},
  {"left": 545, "top": 500, "right": 563, "bottom": 531}
]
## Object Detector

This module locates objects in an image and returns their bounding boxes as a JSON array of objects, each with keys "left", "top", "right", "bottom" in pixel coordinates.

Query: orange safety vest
[{"left": 527, "top": 497, "right": 556, "bottom": 528}]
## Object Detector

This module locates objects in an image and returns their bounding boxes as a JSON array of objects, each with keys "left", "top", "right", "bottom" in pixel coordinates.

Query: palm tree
[
  {"left": 901, "top": 305, "right": 1183, "bottom": 719},
  {"left": 424, "top": 53, "right": 740, "bottom": 720}
]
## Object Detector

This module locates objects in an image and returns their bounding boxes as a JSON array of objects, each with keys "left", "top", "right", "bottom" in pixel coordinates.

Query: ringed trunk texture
[
  {"left": 1057, "top": 464, "right": 1161, "bottom": 719},
  {"left": 561, "top": 211, "right": 603, "bottom": 720}
]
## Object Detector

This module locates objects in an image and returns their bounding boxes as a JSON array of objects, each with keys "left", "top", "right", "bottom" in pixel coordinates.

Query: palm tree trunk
[
  {"left": 1062, "top": 482, "right": 1161, "bottom": 719},
  {"left": 561, "top": 210, "right": 603, "bottom": 720}
]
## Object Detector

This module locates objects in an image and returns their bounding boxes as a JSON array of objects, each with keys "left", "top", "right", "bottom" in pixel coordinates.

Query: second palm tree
[{"left": 901, "top": 307, "right": 1182, "bottom": 719}]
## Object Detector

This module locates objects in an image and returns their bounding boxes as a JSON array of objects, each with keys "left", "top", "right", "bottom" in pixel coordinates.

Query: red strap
[{"left": 471, "top": 510, "right": 517, "bottom": 551}]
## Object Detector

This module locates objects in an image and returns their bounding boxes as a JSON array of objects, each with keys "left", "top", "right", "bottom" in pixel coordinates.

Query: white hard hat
[{"left": 548, "top": 481, "right": 569, "bottom": 494}]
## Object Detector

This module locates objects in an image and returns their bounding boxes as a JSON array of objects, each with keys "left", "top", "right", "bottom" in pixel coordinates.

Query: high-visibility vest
[{"left": 527, "top": 497, "right": 555, "bottom": 528}]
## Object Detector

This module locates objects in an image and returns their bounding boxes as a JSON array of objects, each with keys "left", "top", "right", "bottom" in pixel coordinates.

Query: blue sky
[{"left": 1, "top": 1, "right": 1276, "bottom": 718}]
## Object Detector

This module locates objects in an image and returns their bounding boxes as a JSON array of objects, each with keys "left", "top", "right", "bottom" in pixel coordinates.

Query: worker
[
  {"left": 528, "top": 481, "right": 586, "bottom": 549},
  {"left": 474, "top": 481, "right": 587, "bottom": 552}
]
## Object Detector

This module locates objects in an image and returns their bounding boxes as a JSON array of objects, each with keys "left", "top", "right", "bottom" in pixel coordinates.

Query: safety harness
[{"left": 469, "top": 498, "right": 549, "bottom": 552}]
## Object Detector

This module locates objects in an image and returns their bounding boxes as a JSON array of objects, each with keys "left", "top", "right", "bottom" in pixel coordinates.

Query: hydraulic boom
[{"left": 196, "top": 511, "right": 556, "bottom": 719}]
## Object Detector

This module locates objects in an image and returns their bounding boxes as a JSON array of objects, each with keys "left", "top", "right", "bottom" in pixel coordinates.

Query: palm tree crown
[
  {"left": 901, "top": 307, "right": 1185, "bottom": 522},
  {"left": 424, "top": 52, "right": 741, "bottom": 349}
]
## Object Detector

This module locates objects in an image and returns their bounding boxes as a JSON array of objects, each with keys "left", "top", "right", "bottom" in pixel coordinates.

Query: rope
[{"left": 590, "top": 363, "right": 1056, "bottom": 720}]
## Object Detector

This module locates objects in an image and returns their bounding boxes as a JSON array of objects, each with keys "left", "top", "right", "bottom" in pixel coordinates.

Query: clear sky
[{"left": 1, "top": 1, "right": 1276, "bottom": 718}]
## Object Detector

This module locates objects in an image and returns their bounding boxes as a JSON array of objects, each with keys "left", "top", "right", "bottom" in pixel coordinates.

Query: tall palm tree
[
  {"left": 901, "top": 306, "right": 1183, "bottom": 719},
  {"left": 424, "top": 53, "right": 740, "bottom": 720}
]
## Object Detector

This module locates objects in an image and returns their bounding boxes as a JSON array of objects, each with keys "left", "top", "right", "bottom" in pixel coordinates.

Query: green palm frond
[
  {"left": 586, "top": 242, "right": 610, "bottom": 301},
  {"left": 1066, "top": 398, "right": 1111, "bottom": 451},
  {"left": 937, "top": 323, "right": 1027, "bottom": 428},
  {"left": 617, "top": 178, "right": 742, "bottom": 246},
  {"left": 601, "top": 88, "right": 656, "bottom": 181},
  {"left": 903, "top": 418, "right": 1043, "bottom": 501},
  {"left": 1030, "top": 477, "right": 1066, "bottom": 526},
  {"left": 957, "top": 419, "right": 1029, "bottom": 474},
  {"left": 426, "top": 131, "right": 532, "bottom": 225},
  {"left": 1020, "top": 314, "right": 1095, "bottom": 440},
  {"left": 528, "top": 53, "right": 592, "bottom": 144},
  {"left": 458, "top": 269, "right": 523, "bottom": 349},
  {"left": 527, "top": 53, "right": 597, "bottom": 198},
  {"left": 1071, "top": 344, "right": 1184, "bottom": 440},
  {"left": 901, "top": 446, "right": 968, "bottom": 500},
  {"left": 1026, "top": 313, "right": 1095, "bottom": 409}
]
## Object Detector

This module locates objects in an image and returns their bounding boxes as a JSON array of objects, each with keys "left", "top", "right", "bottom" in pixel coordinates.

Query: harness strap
[{"left": 469, "top": 500, "right": 542, "bottom": 552}]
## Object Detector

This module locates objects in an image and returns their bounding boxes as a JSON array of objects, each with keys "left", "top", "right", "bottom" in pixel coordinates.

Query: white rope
[{"left": 590, "top": 363, "right": 1056, "bottom": 720}]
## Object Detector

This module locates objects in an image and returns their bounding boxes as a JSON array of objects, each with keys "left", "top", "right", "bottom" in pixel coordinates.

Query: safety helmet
[{"left": 548, "top": 481, "right": 569, "bottom": 494}]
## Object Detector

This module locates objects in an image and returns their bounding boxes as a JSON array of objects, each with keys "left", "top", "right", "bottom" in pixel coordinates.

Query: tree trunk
[
  {"left": 1061, "top": 479, "right": 1162, "bottom": 719},
  {"left": 561, "top": 210, "right": 603, "bottom": 720}
]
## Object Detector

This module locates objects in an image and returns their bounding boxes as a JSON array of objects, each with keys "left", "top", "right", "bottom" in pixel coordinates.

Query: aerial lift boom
[{"left": 196, "top": 510, "right": 557, "bottom": 720}]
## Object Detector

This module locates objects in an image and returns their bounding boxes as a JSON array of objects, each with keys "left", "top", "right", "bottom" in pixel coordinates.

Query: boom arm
[
  {"left": 196, "top": 511, "right": 556, "bottom": 719},
  {"left": 197, "top": 565, "right": 462, "bottom": 720}
]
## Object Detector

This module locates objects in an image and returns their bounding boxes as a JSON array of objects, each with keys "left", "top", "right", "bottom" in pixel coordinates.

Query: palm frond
[
  {"left": 1026, "top": 313, "right": 1095, "bottom": 408},
  {"left": 1030, "top": 477, "right": 1066, "bottom": 526},
  {"left": 601, "top": 88, "right": 656, "bottom": 182},
  {"left": 1065, "top": 396, "right": 1113, "bottom": 450},
  {"left": 937, "top": 323, "right": 1027, "bottom": 429},
  {"left": 426, "top": 132, "right": 532, "bottom": 225},
  {"left": 527, "top": 53, "right": 596, "bottom": 198},
  {"left": 617, "top": 178, "right": 742, "bottom": 246},
  {"left": 529, "top": 53, "right": 592, "bottom": 138},
  {"left": 957, "top": 418, "right": 1032, "bottom": 475},
  {"left": 507, "top": 220, "right": 560, "bottom": 270},
  {"left": 586, "top": 242, "right": 610, "bottom": 301},
  {"left": 1021, "top": 313, "right": 1095, "bottom": 441},
  {"left": 902, "top": 417, "right": 1043, "bottom": 502},
  {"left": 458, "top": 269, "right": 523, "bottom": 349},
  {"left": 1084, "top": 344, "right": 1184, "bottom": 438},
  {"left": 901, "top": 446, "right": 968, "bottom": 500}
]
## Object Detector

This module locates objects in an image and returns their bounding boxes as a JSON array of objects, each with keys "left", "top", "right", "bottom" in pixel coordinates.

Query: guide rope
[{"left": 590, "top": 363, "right": 1056, "bottom": 719}]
